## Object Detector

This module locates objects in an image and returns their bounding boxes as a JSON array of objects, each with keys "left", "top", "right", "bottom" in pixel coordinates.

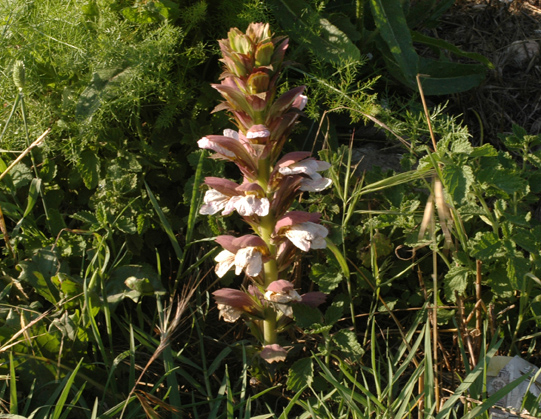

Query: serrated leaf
[
  {"left": 444, "top": 266, "right": 470, "bottom": 302},
  {"left": 78, "top": 149, "right": 100, "bottom": 190},
  {"left": 507, "top": 255, "right": 530, "bottom": 289},
  {"left": 469, "top": 232, "right": 505, "bottom": 261},
  {"left": 287, "top": 357, "right": 313, "bottom": 392},
  {"left": 333, "top": 329, "right": 364, "bottom": 358},
  {"left": 71, "top": 210, "right": 99, "bottom": 226},
  {"left": 325, "top": 300, "right": 344, "bottom": 326},
  {"left": 292, "top": 303, "right": 323, "bottom": 329},
  {"left": 478, "top": 165, "right": 527, "bottom": 196},
  {"left": 469, "top": 143, "right": 498, "bottom": 158},
  {"left": 310, "top": 263, "right": 343, "bottom": 293},
  {"left": 442, "top": 163, "right": 473, "bottom": 204}
]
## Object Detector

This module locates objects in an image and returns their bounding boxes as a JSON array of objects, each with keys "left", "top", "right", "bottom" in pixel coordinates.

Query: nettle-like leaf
[
  {"left": 309, "top": 262, "right": 343, "bottom": 293},
  {"left": 77, "top": 149, "right": 100, "bottom": 190},
  {"left": 485, "top": 264, "right": 515, "bottom": 299},
  {"left": 287, "top": 357, "right": 314, "bottom": 392},
  {"left": 293, "top": 303, "right": 323, "bottom": 330},
  {"left": 507, "top": 254, "right": 530, "bottom": 289},
  {"left": 333, "top": 329, "right": 364, "bottom": 359},
  {"left": 17, "top": 249, "right": 65, "bottom": 304},
  {"left": 444, "top": 265, "right": 471, "bottom": 302},
  {"left": 477, "top": 159, "right": 528, "bottom": 197},
  {"left": 325, "top": 299, "right": 345, "bottom": 326},
  {"left": 468, "top": 232, "right": 506, "bottom": 261},
  {"left": 442, "top": 163, "right": 474, "bottom": 205}
]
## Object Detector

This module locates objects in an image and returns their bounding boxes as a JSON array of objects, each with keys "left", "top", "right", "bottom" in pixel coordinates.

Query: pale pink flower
[
  {"left": 264, "top": 279, "right": 302, "bottom": 303},
  {"left": 264, "top": 279, "right": 302, "bottom": 317},
  {"left": 200, "top": 178, "right": 269, "bottom": 217},
  {"left": 213, "top": 288, "right": 261, "bottom": 322},
  {"left": 197, "top": 134, "right": 258, "bottom": 179},
  {"left": 260, "top": 344, "right": 287, "bottom": 363},
  {"left": 223, "top": 182, "right": 269, "bottom": 217},
  {"left": 200, "top": 187, "right": 233, "bottom": 215},
  {"left": 275, "top": 211, "right": 328, "bottom": 251},
  {"left": 275, "top": 152, "right": 332, "bottom": 192},
  {"left": 214, "top": 235, "right": 269, "bottom": 278},
  {"left": 285, "top": 222, "right": 328, "bottom": 251}
]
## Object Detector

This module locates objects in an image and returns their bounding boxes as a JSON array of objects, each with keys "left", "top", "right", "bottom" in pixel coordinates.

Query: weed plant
[{"left": 0, "top": 1, "right": 540, "bottom": 418}]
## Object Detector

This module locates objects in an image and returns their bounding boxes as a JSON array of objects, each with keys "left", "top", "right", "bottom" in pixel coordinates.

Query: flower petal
[{"left": 260, "top": 344, "right": 287, "bottom": 363}]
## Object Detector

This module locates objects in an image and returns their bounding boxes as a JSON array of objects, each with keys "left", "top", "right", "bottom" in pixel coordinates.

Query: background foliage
[{"left": 0, "top": 0, "right": 539, "bottom": 418}]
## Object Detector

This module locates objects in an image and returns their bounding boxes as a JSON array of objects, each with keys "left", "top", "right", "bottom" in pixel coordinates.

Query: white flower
[
  {"left": 234, "top": 247, "right": 263, "bottom": 276},
  {"left": 200, "top": 189, "right": 230, "bottom": 215},
  {"left": 224, "top": 195, "right": 270, "bottom": 216},
  {"left": 214, "top": 250, "right": 236, "bottom": 278},
  {"left": 278, "top": 159, "right": 330, "bottom": 176},
  {"left": 299, "top": 173, "right": 333, "bottom": 192},
  {"left": 197, "top": 137, "right": 236, "bottom": 157},
  {"left": 279, "top": 159, "right": 332, "bottom": 192},
  {"left": 217, "top": 304, "right": 243, "bottom": 322},
  {"left": 284, "top": 221, "right": 328, "bottom": 251},
  {"left": 264, "top": 279, "right": 302, "bottom": 318}
]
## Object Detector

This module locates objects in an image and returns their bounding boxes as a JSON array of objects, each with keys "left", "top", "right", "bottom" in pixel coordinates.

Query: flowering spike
[{"left": 200, "top": 23, "right": 331, "bottom": 357}]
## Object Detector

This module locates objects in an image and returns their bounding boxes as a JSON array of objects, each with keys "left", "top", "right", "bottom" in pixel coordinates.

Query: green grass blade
[
  {"left": 436, "top": 339, "right": 503, "bottom": 419},
  {"left": 9, "top": 352, "right": 17, "bottom": 415},
  {"left": 144, "top": 180, "right": 183, "bottom": 262},
  {"left": 52, "top": 357, "right": 84, "bottom": 419},
  {"left": 461, "top": 373, "right": 530, "bottom": 419},
  {"left": 185, "top": 150, "right": 205, "bottom": 249}
]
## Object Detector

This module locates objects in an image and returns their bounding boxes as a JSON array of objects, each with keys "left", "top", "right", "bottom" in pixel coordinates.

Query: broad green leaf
[
  {"left": 333, "top": 329, "right": 364, "bottom": 358},
  {"left": 507, "top": 255, "right": 530, "bottom": 289},
  {"left": 23, "top": 178, "right": 41, "bottom": 218},
  {"left": 370, "top": 0, "right": 419, "bottom": 84},
  {"left": 271, "top": 0, "right": 361, "bottom": 63},
  {"left": 76, "top": 67, "right": 135, "bottom": 120},
  {"left": 469, "top": 143, "right": 498, "bottom": 158},
  {"left": 287, "top": 357, "right": 313, "bottom": 392},
  {"left": 17, "top": 249, "right": 62, "bottom": 304},
  {"left": 444, "top": 265, "right": 470, "bottom": 302},
  {"left": 309, "top": 262, "right": 343, "bottom": 293},
  {"left": 78, "top": 149, "right": 100, "bottom": 190},
  {"left": 469, "top": 232, "right": 505, "bottom": 261},
  {"left": 412, "top": 31, "right": 493, "bottom": 68},
  {"left": 292, "top": 303, "right": 323, "bottom": 329},
  {"left": 442, "top": 163, "right": 473, "bottom": 204},
  {"left": 478, "top": 162, "right": 528, "bottom": 196},
  {"left": 325, "top": 299, "right": 344, "bottom": 326},
  {"left": 418, "top": 58, "right": 486, "bottom": 95},
  {"left": 106, "top": 264, "right": 165, "bottom": 306}
]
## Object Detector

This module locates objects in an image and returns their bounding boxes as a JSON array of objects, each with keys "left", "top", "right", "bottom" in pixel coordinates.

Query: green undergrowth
[{"left": 0, "top": 1, "right": 540, "bottom": 418}]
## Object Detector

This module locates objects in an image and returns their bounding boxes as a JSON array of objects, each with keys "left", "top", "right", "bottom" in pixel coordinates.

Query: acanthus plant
[{"left": 198, "top": 23, "right": 331, "bottom": 363}]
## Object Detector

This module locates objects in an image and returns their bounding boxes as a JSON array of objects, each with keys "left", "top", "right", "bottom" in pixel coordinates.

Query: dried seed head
[{"left": 13, "top": 60, "right": 25, "bottom": 90}]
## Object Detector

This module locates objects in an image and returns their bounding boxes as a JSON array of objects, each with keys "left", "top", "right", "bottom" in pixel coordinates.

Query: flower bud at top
[
  {"left": 13, "top": 60, "right": 25, "bottom": 90},
  {"left": 229, "top": 29, "right": 252, "bottom": 55},
  {"left": 247, "top": 72, "right": 270, "bottom": 95},
  {"left": 255, "top": 42, "right": 275, "bottom": 67}
]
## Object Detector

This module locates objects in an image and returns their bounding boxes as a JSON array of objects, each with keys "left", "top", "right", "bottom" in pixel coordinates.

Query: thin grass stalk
[
  {"left": 19, "top": 92, "right": 49, "bottom": 220},
  {"left": 9, "top": 351, "right": 17, "bottom": 415}
]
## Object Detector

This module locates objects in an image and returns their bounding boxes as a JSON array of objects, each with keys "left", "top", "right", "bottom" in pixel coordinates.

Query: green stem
[{"left": 263, "top": 308, "right": 277, "bottom": 345}]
